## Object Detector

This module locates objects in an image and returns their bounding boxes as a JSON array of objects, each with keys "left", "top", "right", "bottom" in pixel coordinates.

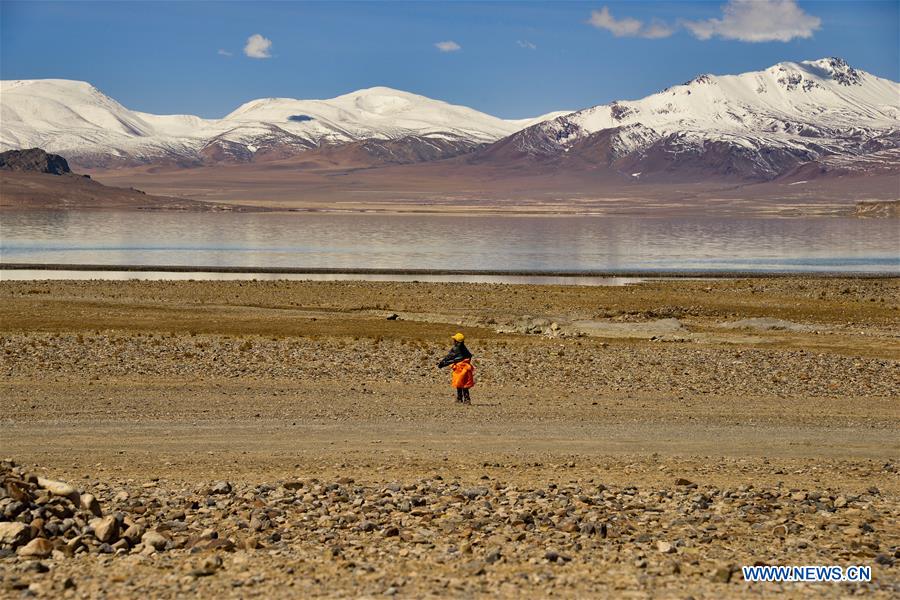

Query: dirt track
[{"left": 0, "top": 278, "right": 898, "bottom": 597}]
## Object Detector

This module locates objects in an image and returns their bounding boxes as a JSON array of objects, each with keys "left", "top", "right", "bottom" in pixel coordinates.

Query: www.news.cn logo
[{"left": 742, "top": 565, "right": 872, "bottom": 583}]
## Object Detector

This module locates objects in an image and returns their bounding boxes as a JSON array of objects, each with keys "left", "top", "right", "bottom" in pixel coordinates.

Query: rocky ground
[{"left": 0, "top": 278, "right": 898, "bottom": 597}]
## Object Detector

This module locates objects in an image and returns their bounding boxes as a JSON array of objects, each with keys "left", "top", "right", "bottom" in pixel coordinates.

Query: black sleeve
[
  {"left": 437, "top": 350, "right": 454, "bottom": 368},
  {"left": 437, "top": 343, "right": 472, "bottom": 368}
]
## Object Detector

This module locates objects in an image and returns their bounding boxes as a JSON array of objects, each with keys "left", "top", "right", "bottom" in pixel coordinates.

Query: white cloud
[
  {"left": 587, "top": 6, "right": 674, "bottom": 39},
  {"left": 244, "top": 34, "right": 273, "bottom": 59},
  {"left": 588, "top": 7, "right": 642, "bottom": 36},
  {"left": 682, "top": 0, "right": 821, "bottom": 42},
  {"left": 517, "top": 40, "right": 537, "bottom": 50},
  {"left": 217, "top": 49, "right": 233, "bottom": 57},
  {"left": 641, "top": 21, "right": 676, "bottom": 40},
  {"left": 434, "top": 40, "right": 461, "bottom": 52}
]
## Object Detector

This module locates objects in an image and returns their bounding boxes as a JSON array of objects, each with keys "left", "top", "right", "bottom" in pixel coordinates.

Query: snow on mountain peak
[
  {"left": 1, "top": 80, "right": 563, "bottom": 165},
  {"left": 2, "top": 59, "right": 895, "bottom": 175},
  {"left": 798, "top": 57, "right": 863, "bottom": 85},
  {"left": 549, "top": 58, "right": 898, "bottom": 141},
  {"left": 501, "top": 58, "right": 899, "bottom": 181}
]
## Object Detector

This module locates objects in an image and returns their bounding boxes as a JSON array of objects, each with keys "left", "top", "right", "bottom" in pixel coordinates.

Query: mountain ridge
[
  {"left": 2, "top": 58, "right": 898, "bottom": 184},
  {"left": 470, "top": 57, "right": 899, "bottom": 181},
  {"left": 0, "top": 80, "right": 570, "bottom": 168}
]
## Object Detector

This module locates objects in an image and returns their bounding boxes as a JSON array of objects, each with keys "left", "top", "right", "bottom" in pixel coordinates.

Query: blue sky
[{"left": 1, "top": 1, "right": 897, "bottom": 119}]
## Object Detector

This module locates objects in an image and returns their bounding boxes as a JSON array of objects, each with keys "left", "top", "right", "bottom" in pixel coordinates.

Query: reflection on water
[{"left": 1, "top": 211, "right": 898, "bottom": 274}]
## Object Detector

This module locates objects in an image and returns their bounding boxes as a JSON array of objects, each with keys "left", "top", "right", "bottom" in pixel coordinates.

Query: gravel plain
[{"left": 0, "top": 278, "right": 898, "bottom": 598}]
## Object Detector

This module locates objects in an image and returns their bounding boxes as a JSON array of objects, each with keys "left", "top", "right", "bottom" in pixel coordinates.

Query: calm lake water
[{"left": 1, "top": 211, "right": 898, "bottom": 276}]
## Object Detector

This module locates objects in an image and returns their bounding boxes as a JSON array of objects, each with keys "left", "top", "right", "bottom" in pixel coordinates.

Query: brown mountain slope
[{"left": 0, "top": 148, "right": 261, "bottom": 211}]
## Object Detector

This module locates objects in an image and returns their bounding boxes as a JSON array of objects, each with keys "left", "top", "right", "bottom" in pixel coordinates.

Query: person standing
[{"left": 437, "top": 333, "right": 475, "bottom": 404}]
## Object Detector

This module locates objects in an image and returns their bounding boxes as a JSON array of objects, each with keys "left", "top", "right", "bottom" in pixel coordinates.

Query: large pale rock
[
  {"left": 36, "top": 477, "right": 79, "bottom": 501},
  {"left": 17, "top": 537, "right": 53, "bottom": 558},
  {"left": 122, "top": 523, "right": 145, "bottom": 544},
  {"left": 142, "top": 530, "right": 169, "bottom": 551},
  {"left": 0, "top": 522, "right": 31, "bottom": 549},
  {"left": 80, "top": 493, "right": 102, "bottom": 517},
  {"left": 90, "top": 516, "right": 119, "bottom": 543}
]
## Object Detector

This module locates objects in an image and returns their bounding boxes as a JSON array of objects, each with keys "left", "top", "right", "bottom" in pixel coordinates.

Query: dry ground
[{"left": 0, "top": 278, "right": 898, "bottom": 598}]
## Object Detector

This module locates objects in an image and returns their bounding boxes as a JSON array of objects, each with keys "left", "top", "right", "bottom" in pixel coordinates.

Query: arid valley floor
[{"left": 1, "top": 277, "right": 898, "bottom": 598}]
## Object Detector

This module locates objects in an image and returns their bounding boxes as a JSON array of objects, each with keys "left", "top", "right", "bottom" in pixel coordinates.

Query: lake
[{"left": 1, "top": 211, "right": 897, "bottom": 277}]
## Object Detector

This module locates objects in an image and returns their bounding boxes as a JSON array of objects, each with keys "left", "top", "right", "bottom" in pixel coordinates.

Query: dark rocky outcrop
[{"left": 0, "top": 148, "right": 72, "bottom": 175}]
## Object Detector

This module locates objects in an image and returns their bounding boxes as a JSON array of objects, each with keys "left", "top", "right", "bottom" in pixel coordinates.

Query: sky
[{"left": 1, "top": 1, "right": 898, "bottom": 119}]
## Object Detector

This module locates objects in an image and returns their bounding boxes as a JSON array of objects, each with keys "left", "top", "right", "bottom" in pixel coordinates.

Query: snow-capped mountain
[
  {"left": 0, "top": 80, "right": 568, "bottom": 167},
  {"left": 3, "top": 58, "right": 897, "bottom": 181},
  {"left": 476, "top": 58, "right": 900, "bottom": 181}
]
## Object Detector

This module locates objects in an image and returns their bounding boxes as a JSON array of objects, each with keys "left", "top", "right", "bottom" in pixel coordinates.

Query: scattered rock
[
  {"left": 461, "top": 560, "right": 486, "bottom": 576},
  {"left": 17, "top": 538, "right": 53, "bottom": 559},
  {"left": 209, "top": 482, "right": 232, "bottom": 495},
  {"left": 122, "top": 523, "right": 146, "bottom": 544},
  {"left": 90, "top": 516, "right": 119, "bottom": 544},
  {"left": 0, "top": 522, "right": 31, "bottom": 549},
  {"left": 80, "top": 493, "right": 102, "bottom": 517},
  {"left": 191, "top": 555, "right": 223, "bottom": 577},
  {"left": 37, "top": 477, "right": 78, "bottom": 501},
  {"left": 358, "top": 521, "right": 377, "bottom": 532},
  {"left": 711, "top": 565, "right": 733, "bottom": 583},
  {"left": 142, "top": 530, "right": 169, "bottom": 552}
]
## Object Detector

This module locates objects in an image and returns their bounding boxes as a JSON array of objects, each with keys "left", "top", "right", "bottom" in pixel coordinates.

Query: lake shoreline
[{"left": 2, "top": 262, "right": 899, "bottom": 279}]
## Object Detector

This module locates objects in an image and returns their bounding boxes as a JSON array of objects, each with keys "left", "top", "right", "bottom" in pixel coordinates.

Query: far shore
[{"left": 2, "top": 263, "right": 899, "bottom": 279}]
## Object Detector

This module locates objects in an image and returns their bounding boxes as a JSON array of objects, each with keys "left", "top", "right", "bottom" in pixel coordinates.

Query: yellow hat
[{"left": 451, "top": 333, "right": 465, "bottom": 342}]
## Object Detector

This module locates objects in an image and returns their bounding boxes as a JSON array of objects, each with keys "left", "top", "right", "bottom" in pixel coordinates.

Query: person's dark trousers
[{"left": 456, "top": 388, "right": 471, "bottom": 404}]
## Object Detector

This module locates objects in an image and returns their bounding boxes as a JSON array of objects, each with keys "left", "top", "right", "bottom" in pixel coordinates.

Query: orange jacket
[{"left": 451, "top": 358, "right": 475, "bottom": 389}]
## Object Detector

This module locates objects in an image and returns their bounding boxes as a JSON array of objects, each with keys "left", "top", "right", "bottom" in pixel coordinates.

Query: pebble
[
  {"left": 209, "top": 481, "right": 233, "bottom": 495},
  {"left": 90, "top": 516, "right": 119, "bottom": 544},
  {"left": 710, "top": 566, "right": 733, "bottom": 583}
]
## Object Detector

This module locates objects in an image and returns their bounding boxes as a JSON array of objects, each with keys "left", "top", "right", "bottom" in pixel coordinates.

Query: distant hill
[{"left": 0, "top": 148, "right": 252, "bottom": 211}]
